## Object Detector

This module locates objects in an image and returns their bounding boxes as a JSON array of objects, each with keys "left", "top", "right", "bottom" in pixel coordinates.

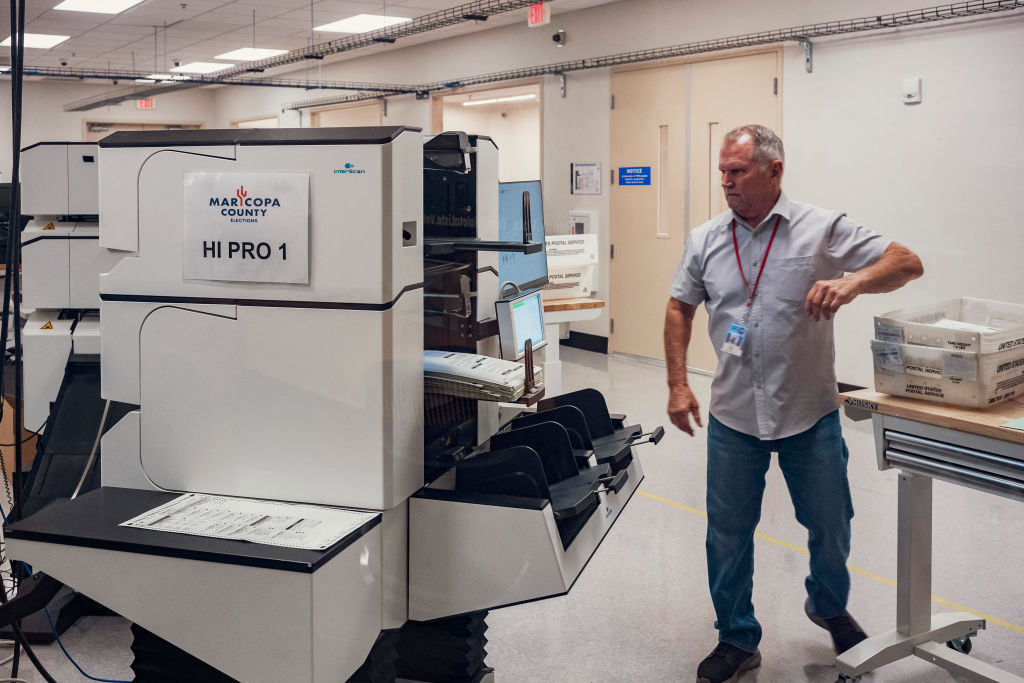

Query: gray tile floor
[{"left": 4, "top": 346, "right": 1024, "bottom": 682}]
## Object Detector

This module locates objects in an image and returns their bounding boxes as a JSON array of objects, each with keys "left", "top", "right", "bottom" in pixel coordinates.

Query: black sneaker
[
  {"left": 696, "top": 642, "right": 761, "bottom": 683},
  {"left": 804, "top": 598, "right": 868, "bottom": 654}
]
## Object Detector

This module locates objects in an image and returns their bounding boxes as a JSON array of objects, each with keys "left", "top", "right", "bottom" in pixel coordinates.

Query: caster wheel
[{"left": 947, "top": 636, "right": 973, "bottom": 655}]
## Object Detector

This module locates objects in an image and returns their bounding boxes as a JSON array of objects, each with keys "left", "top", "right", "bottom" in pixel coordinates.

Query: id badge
[{"left": 721, "top": 320, "right": 747, "bottom": 357}]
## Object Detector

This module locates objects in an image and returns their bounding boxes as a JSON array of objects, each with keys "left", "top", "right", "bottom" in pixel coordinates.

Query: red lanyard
[{"left": 731, "top": 214, "right": 781, "bottom": 307}]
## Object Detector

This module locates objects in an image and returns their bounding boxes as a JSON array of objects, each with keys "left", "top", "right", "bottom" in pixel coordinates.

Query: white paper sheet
[{"left": 120, "top": 493, "right": 377, "bottom": 551}]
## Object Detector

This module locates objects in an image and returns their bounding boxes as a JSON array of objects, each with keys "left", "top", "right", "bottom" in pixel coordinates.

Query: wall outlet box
[{"left": 902, "top": 77, "right": 922, "bottom": 104}]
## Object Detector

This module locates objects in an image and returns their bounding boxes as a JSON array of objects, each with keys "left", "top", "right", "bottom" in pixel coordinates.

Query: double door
[{"left": 609, "top": 51, "right": 781, "bottom": 370}]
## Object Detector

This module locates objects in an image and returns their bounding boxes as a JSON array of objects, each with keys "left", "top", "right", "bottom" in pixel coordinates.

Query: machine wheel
[
  {"left": 835, "top": 675, "right": 861, "bottom": 683},
  {"left": 947, "top": 636, "right": 973, "bottom": 655}
]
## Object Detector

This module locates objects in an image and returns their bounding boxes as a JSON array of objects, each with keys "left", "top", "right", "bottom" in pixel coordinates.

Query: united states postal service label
[
  {"left": 870, "top": 340, "right": 903, "bottom": 373},
  {"left": 183, "top": 172, "right": 309, "bottom": 283}
]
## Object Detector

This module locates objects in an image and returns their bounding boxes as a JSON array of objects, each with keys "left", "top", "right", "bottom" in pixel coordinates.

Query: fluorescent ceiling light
[
  {"left": 0, "top": 66, "right": 10, "bottom": 72},
  {"left": 215, "top": 47, "right": 289, "bottom": 61},
  {"left": 462, "top": 93, "right": 537, "bottom": 107},
  {"left": 134, "top": 78, "right": 155, "bottom": 83},
  {"left": 171, "top": 62, "right": 233, "bottom": 74},
  {"left": 146, "top": 73, "right": 190, "bottom": 82},
  {"left": 53, "top": 0, "right": 144, "bottom": 14},
  {"left": 1, "top": 33, "right": 70, "bottom": 49},
  {"left": 314, "top": 14, "right": 411, "bottom": 34}
]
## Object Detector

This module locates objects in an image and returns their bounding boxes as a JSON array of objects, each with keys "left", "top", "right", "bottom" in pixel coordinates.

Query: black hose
[
  {"left": 9, "top": 0, "right": 26, "bottom": 527},
  {"left": 4, "top": 0, "right": 58, "bottom": 680}
]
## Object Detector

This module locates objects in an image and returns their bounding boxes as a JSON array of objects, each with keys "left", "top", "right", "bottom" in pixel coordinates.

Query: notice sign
[
  {"left": 618, "top": 166, "right": 651, "bottom": 185},
  {"left": 183, "top": 172, "right": 309, "bottom": 284}
]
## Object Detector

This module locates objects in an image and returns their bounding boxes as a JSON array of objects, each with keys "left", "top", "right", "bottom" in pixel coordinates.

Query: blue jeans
[{"left": 706, "top": 410, "right": 853, "bottom": 652}]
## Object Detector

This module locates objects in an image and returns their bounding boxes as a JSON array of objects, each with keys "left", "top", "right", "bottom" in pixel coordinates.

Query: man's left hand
[{"left": 805, "top": 277, "right": 860, "bottom": 321}]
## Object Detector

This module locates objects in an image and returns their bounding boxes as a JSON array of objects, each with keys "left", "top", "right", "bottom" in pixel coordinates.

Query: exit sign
[
  {"left": 528, "top": 3, "right": 550, "bottom": 27},
  {"left": 136, "top": 98, "right": 155, "bottom": 110}
]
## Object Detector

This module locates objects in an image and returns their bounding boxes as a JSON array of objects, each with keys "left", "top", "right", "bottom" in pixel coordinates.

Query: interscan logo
[
  {"left": 208, "top": 184, "right": 283, "bottom": 223},
  {"left": 333, "top": 162, "right": 366, "bottom": 175}
]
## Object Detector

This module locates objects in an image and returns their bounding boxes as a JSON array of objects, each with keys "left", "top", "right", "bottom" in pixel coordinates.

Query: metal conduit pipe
[
  {"left": 53, "top": 0, "right": 551, "bottom": 112},
  {"left": 282, "top": 0, "right": 1024, "bottom": 111}
]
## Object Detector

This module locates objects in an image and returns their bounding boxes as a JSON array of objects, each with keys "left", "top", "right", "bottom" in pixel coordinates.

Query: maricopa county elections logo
[
  {"left": 183, "top": 171, "right": 310, "bottom": 284},
  {"left": 208, "top": 184, "right": 283, "bottom": 222}
]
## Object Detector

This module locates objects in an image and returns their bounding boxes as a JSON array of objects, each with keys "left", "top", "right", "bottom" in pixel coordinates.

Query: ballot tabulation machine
[{"left": 4, "top": 127, "right": 661, "bottom": 682}]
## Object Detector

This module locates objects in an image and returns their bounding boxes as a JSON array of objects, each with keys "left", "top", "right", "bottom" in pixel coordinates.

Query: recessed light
[
  {"left": 314, "top": 14, "right": 411, "bottom": 34},
  {"left": 215, "top": 47, "right": 289, "bottom": 61},
  {"left": 170, "top": 62, "right": 233, "bottom": 74},
  {"left": 1, "top": 33, "right": 70, "bottom": 49},
  {"left": 53, "top": 0, "right": 144, "bottom": 14}
]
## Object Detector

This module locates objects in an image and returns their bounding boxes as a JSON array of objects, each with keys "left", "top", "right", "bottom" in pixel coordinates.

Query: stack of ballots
[{"left": 424, "top": 350, "right": 543, "bottom": 402}]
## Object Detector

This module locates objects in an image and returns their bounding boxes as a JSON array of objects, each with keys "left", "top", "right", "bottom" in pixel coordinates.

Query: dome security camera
[
  {"left": 60, "top": 58, "right": 68, "bottom": 66},
  {"left": 552, "top": 29, "right": 566, "bottom": 46},
  {"left": 173, "top": 59, "right": 182, "bottom": 67}
]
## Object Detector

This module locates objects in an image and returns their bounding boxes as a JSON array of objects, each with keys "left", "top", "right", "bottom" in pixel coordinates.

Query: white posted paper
[
  {"left": 120, "top": 493, "right": 377, "bottom": 551},
  {"left": 183, "top": 172, "right": 310, "bottom": 284}
]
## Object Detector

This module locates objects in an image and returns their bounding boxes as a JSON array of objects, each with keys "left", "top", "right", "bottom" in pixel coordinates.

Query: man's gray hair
[{"left": 723, "top": 125, "right": 785, "bottom": 167}]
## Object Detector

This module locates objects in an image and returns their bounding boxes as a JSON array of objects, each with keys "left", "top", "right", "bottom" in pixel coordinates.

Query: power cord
[{"left": 42, "top": 608, "right": 131, "bottom": 683}]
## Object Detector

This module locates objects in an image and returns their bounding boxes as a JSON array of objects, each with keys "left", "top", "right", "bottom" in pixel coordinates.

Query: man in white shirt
[{"left": 665, "top": 125, "right": 923, "bottom": 683}]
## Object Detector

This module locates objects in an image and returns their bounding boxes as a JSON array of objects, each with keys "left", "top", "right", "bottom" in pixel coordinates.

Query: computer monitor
[
  {"left": 498, "top": 180, "right": 548, "bottom": 292},
  {"left": 495, "top": 290, "right": 547, "bottom": 361}
]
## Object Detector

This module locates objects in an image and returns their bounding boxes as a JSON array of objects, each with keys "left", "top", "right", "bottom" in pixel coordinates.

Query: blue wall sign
[{"left": 618, "top": 166, "right": 652, "bottom": 186}]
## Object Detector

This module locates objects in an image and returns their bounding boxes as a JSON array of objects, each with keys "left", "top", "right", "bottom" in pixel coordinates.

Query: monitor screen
[
  {"left": 498, "top": 180, "right": 548, "bottom": 293},
  {"left": 496, "top": 290, "right": 547, "bottom": 361}
]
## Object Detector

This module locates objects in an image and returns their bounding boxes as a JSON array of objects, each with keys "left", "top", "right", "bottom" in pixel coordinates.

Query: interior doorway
[
  {"left": 434, "top": 82, "right": 541, "bottom": 182},
  {"left": 232, "top": 116, "right": 279, "bottom": 128},
  {"left": 82, "top": 121, "right": 202, "bottom": 142},
  {"left": 609, "top": 50, "right": 781, "bottom": 370},
  {"left": 311, "top": 102, "right": 382, "bottom": 128}
]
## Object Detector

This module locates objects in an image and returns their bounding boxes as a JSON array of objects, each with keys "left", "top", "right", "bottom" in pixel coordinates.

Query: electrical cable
[
  {"left": 71, "top": 400, "right": 108, "bottom": 500},
  {"left": 42, "top": 609, "right": 131, "bottom": 683},
  {"left": 3, "top": 1, "right": 59, "bottom": 679},
  {"left": 0, "top": 422, "right": 46, "bottom": 447}
]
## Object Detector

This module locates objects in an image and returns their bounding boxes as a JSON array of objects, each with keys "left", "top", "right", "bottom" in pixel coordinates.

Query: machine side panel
[
  {"left": 100, "top": 138, "right": 420, "bottom": 305},
  {"left": 100, "top": 411, "right": 159, "bottom": 491},
  {"left": 20, "top": 145, "right": 69, "bottom": 215},
  {"left": 380, "top": 500, "right": 409, "bottom": 629},
  {"left": 389, "top": 293, "right": 424, "bottom": 505},
  {"left": 22, "top": 224, "right": 72, "bottom": 310},
  {"left": 312, "top": 526, "right": 384, "bottom": 682},
  {"left": 7, "top": 539, "right": 316, "bottom": 683},
  {"left": 99, "top": 146, "right": 234, "bottom": 252},
  {"left": 69, "top": 226, "right": 123, "bottom": 309},
  {"left": 138, "top": 305, "right": 404, "bottom": 509},
  {"left": 68, "top": 144, "right": 100, "bottom": 215},
  {"left": 23, "top": 311, "right": 73, "bottom": 432},
  {"left": 385, "top": 131, "right": 425, "bottom": 299},
  {"left": 408, "top": 497, "right": 566, "bottom": 621}
]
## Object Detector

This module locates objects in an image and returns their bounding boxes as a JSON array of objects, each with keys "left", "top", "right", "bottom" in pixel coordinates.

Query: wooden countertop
[
  {"left": 542, "top": 297, "right": 605, "bottom": 313},
  {"left": 839, "top": 389, "right": 1024, "bottom": 445}
]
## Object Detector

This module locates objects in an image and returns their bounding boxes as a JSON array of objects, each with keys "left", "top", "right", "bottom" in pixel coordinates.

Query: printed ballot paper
[{"left": 120, "top": 493, "right": 377, "bottom": 551}]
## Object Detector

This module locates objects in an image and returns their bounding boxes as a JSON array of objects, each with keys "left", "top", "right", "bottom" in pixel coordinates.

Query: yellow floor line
[{"left": 638, "top": 489, "right": 1024, "bottom": 636}]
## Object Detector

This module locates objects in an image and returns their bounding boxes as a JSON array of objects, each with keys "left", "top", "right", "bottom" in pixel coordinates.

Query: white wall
[
  {"left": 0, "top": 80, "right": 217, "bottom": 180},
  {"left": 6, "top": 0, "right": 1023, "bottom": 387},
  {"left": 783, "top": 18, "right": 1024, "bottom": 385},
  {"left": 442, "top": 96, "right": 541, "bottom": 182}
]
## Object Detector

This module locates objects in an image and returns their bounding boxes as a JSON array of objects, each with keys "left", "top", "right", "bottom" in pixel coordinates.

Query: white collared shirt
[{"left": 670, "top": 193, "right": 890, "bottom": 440}]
